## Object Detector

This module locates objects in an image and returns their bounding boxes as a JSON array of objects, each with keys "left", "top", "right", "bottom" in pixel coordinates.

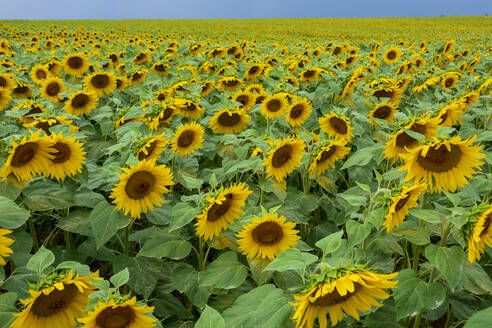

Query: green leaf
[
  {"left": 425, "top": 245, "right": 465, "bottom": 290},
  {"left": 346, "top": 220, "right": 372, "bottom": 247},
  {"left": 392, "top": 227, "right": 430, "bottom": 245},
  {"left": 110, "top": 268, "right": 129, "bottom": 288},
  {"left": 153, "top": 293, "right": 193, "bottom": 320},
  {"left": 195, "top": 305, "right": 225, "bottom": 328},
  {"left": 127, "top": 256, "right": 163, "bottom": 298},
  {"left": 410, "top": 209, "right": 441, "bottom": 224},
  {"left": 0, "top": 196, "right": 30, "bottom": 229},
  {"left": 169, "top": 202, "right": 200, "bottom": 232},
  {"left": 264, "top": 248, "right": 318, "bottom": 272},
  {"left": 461, "top": 262, "right": 492, "bottom": 294},
  {"left": 340, "top": 146, "right": 375, "bottom": 169},
  {"left": 26, "top": 246, "right": 55, "bottom": 274},
  {"left": 209, "top": 173, "right": 218, "bottom": 189},
  {"left": 401, "top": 128, "right": 425, "bottom": 141},
  {"left": 200, "top": 252, "right": 248, "bottom": 289},
  {"left": 22, "top": 180, "right": 75, "bottom": 210},
  {"left": 423, "top": 282, "right": 446, "bottom": 311},
  {"left": 139, "top": 239, "right": 191, "bottom": 260},
  {"left": 0, "top": 292, "right": 17, "bottom": 328},
  {"left": 222, "top": 284, "right": 292, "bottom": 328},
  {"left": 89, "top": 201, "right": 129, "bottom": 249},
  {"left": 0, "top": 179, "right": 21, "bottom": 201},
  {"left": 315, "top": 230, "right": 343, "bottom": 255},
  {"left": 180, "top": 174, "right": 203, "bottom": 190},
  {"left": 463, "top": 307, "right": 492, "bottom": 328},
  {"left": 393, "top": 269, "right": 427, "bottom": 320}
]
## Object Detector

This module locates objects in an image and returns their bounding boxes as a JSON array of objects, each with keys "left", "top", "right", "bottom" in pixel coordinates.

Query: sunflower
[
  {"left": 441, "top": 73, "right": 460, "bottom": 89},
  {"left": 200, "top": 80, "right": 215, "bottom": 96},
  {"left": 285, "top": 96, "right": 312, "bottom": 128},
  {"left": 217, "top": 76, "right": 243, "bottom": 91},
  {"left": 0, "top": 87, "right": 12, "bottom": 111},
  {"left": 110, "top": 160, "right": 173, "bottom": 218},
  {"left": 45, "top": 132, "right": 86, "bottom": 181},
  {"left": 135, "top": 133, "right": 168, "bottom": 161},
  {"left": 173, "top": 98, "right": 205, "bottom": 119},
  {"left": 195, "top": 183, "right": 252, "bottom": 241},
  {"left": 299, "top": 67, "right": 321, "bottom": 82},
  {"left": 319, "top": 113, "right": 354, "bottom": 143},
  {"left": 0, "top": 229, "right": 14, "bottom": 265},
  {"left": 151, "top": 62, "right": 169, "bottom": 76},
  {"left": 237, "top": 212, "right": 299, "bottom": 260},
  {"left": 47, "top": 60, "right": 62, "bottom": 76},
  {"left": 133, "top": 51, "right": 152, "bottom": 65},
  {"left": 11, "top": 270, "right": 101, "bottom": 328},
  {"left": 232, "top": 90, "right": 255, "bottom": 111},
  {"left": 0, "top": 72, "right": 15, "bottom": 90},
  {"left": 245, "top": 63, "right": 265, "bottom": 80},
  {"left": 129, "top": 70, "right": 148, "bottom": 86},
  {"left": 147, "top": 104, "right": 175, "bottom": 130},
  {"left": 264, "top": 137, "right": 305, "bottom": 182},
  {"left": 382, "top": 46, "right": 402, "bottom": 64},
  {"left": 400, "top": 136, "right": 485, "bottom": 193},
  {"left": 442, "top": 39, "right": 455, "bottom": 55},
  {"left": 382, "top": 184, "right": 427, "bottom": 232},
  {"left": 171, "top": 122, "right": 205, "bottom": 156},
  {"left": 25, "top": 115, "right": 78, "bottom": 135},
  {"left": 40, "top": 77, "right": 66, "bottom": 103},
  {"left": 261, "top": 94, "right": 289, "bottom": 119},
  {"left": 78, "top": 297, "right": 157, "bottom": 328},
  {"left": 308, "top": 141, "right": 350, "bottom": 176},
  {"left": 370, "top": 87, "right": 402, "bottom": 105},
  {"left": 369, "top": 102, "right": 398, "bottom": 125},
  {"left": 64, "top": 90, "right": 98, "bottom": 116},
  {"left": 85, "top": 71, "right": 116, "bottom": 96},
  {"left": 63, "top": 53, "right": 89, "bottom": 77},
  {"left": 290, "top": 266, "right": 398, "bottom": 328},
  {"left": 464, "top": 204, "right": 492, "bottom": 263},
  {"left": 0, "top": 130, "right": 54, "bottom": 182},
  {"left": 435, "top": 102, "right": 463, "bottom": 127},
  {"left": 384, "top": 116, "right": 439, "bottom": 161},
  {"left": 12, "top": 82, "right": 33, "bottom": 99},
  {"left": 30, "top": 64, "right": 51, "bottom": 84},
  {"left": 285, "top": 76, "right": 300, "bottom": 87},
  {"left": 209, "top": 108, "right": 250, "bottom": 134}
]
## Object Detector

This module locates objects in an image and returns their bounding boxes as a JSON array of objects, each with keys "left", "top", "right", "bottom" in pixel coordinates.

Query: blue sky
[{"left": 2, "top": 0, "right": 491, "bottom": 19}]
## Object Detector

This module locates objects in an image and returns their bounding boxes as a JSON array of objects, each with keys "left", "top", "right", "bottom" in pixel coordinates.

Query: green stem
[
  {"left": 64, "top": 231, "right": 72, "bottom": 250},
  {"left": 28, "top": 218, "right": 39, "bottom": 252},
  {"left": 198, "top": 238, "right": 205, "bottom": 271},
  {"left": 412, "top": 244, "right": 421, "bottom": 273},
  {"left": 124, "top": 218, "right": 136, "bottom": 256},
  {"left": 413, "top": 313, "right": 422, "bottom": 328}
]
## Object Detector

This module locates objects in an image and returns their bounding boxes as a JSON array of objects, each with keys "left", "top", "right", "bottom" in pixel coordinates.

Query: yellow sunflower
[
  {"left": 135, "top": 133, "right": 168, "bottom": 161},
  {"left": 78, "top": 297, "right": 157, "bottom": 328},
  {"left": 152, "top": 62, "right": 169, "bottom": 76},
  {"left": 30, "top": 64, "right": 51, "bottom": 85},
  {"left": 399, "top": 136, "right": 485, "bottom": 193},
  {"left": 0, "top": 87, "right": 12, "bottom": 111},
  {"left": 11, "top": 270, "right": 101, "bottom": 328},
  {"left": 0, "top": 71, "right": 16, "bottom": 90},
  {"left": 173, "top": 98, "right": 205, "bottom": 119},
  {"left": 12, "top": 82, "right": 32, "bottom": 99},
  {"left": 299, "top": 67, "right": 321, "bottom": 82},
  {"left": 110, "top": 160, "right": 174, "bottom": 218},
  {"left": 200, "top": 80, "right": 215, "bottom": 97},
  {"left": 285, "top": 96, "right": 312, "bottom": 127},
  {"left": 115, "top": 76, "right": 128, "bottom": 91},
  {"left": 0, "top": 229, "right": 14, "bottom": 265},
  {"left": 147, "top": 104, "right": 176, "bottom": 131},
  {"left": 382, "top": 183, "right": 427, "bottom": 232},
  {"left": 217, "top": 76, "right": 243, "bottom": 92},
  {"left": 64, "top": 90, "right": 98, "bottom": 116},
  {"left": 85, "top": 71, "right": 116, "bottom": 96},
  {"left": 291, "top": 266, "right": 398, "bottom": 328},
  {"left": 441, "top": 72, "right": 460, "bottom": 89},
  {"left": 63, "top": 53, "right": 89, "bottom": 77},
  {"left": 232, "top": 90, "right": 255, "bottom": 111},
  {"left": 40, "top": 77, "right": 66, "bottom": 103},
  {"left": 319, "top": 113, "right": 354, "bottom": 143},
  {"left": 261, "top": 94, "right": 289, "bottom": 119},
  {"left": 435, "top": 102, "right": 463, "bottom": 127},
  {"left": 382, "top": 46, "right": 402, "bottom": 64},
  {"left": 195, "top": 183, "right": 252, "bottom": 241},
  {"left": 308, "top": 141, "right": 350, "bottom": 176},
  {"left": 46, "top": 132, "right": 86, "bottom": 181},
  {"left": 129, "top": 69, "right": 148, "bottom": 86},
  {"left": 0, "top": 130, "right": 54, "bottom": 182},
  {"left": 24, "top": 115, "right": 78, "bottom": 135},
  {"left": 464, "top": 204, "right": 492, "bottom": 263},
  {"left": 369, "top": 102, "right": 398, "bottom": 125},
  {"left": 369, "top": 87, "right": 402, "bottom": 105},
  {"left": 209, "top": 108, "right": 250, "bottom": 134},
  {"left": 264, "top": 137, "right": 305, "bottom": 182},
  {"left": 244, "top": 63, "right": 265, "bottom": 80},
  {"left": 237, "top": 212, "right": 300, "bottom": 261},
  {"left": 171, "top": 122, "right": 205, "bottom": 157}
]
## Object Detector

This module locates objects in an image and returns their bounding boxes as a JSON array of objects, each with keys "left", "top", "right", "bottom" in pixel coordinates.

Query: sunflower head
[
  {"left": 171, "top": 122, "right": 205, "bottom": 157},
  {"left": 369, "top": 102, "right": 398, "bottom": 125},
  {"left": 0, "top": 86, "right": 12, "bottom": 111},
  {"left": 285, "top": 96, "right": 312, "bottom": 127},
  {"left": 308, "top": 140, "right": 350, "bottom": 176},
  {"left": 232, "top": 90, "right": 255, "bottom": 111},
  {"left": 382, "top": 183, "right": 427, "bottom": 232},
  {"left": 0, "top": 229, "right": 14, "bottom": 265},
  {"left": 30, "top": 64, "right": 51, "bottom": 85},
  {"left": 63, "top": 53, "right": 89, "bottom": 77},
  {"left": 173, "top": 98, "right": 205, "bottom": 119},
  {"left": 64, "top": 90, "right": 98, "bottom": 116},
  {"left": 85, "top": 71, "right": 116, "bottom": 96},
  {"left": 201, "top": 80, "right": 215, "bottom": 96},
  {"left": 218, "top": 76, "right": 243, "bottom": 91},
  {"left": 46, "top": 132, "right": 86, "bottom": 181},
  {"left": 261, "top": 94, "right": 289, "bottom": 119},
  {"left": 264, "top": 137, "right": 305, "bottom": 182},
  {"left": 134, "top": 133, "right": 168, "bottom": 161},
  {"left": 209, "top": 108, "right": 251, "bottom": 134},
  {"left": 462, "top": 204, "right": 492, "bottom": 263},
  {"left": 382, "top": 46, "right": 402, "bottom": 64},
  {"left": 319, "top": 113, "right": 354, "bottom": 143}
]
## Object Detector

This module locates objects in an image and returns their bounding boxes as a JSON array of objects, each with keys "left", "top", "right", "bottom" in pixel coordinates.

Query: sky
[{"left": 1, "top": 0, "right": 492, "bottom": 20}]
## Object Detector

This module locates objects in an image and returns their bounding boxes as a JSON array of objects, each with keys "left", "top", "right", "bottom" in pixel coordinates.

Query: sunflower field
[{"left": 0, "top": 17, "right": 491, "bottom": 328}]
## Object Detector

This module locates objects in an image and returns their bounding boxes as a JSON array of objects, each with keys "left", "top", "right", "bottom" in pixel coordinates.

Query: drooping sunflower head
[
  {"left": 11, "top": 270, "right": 101, "bottom": 328},
  {"left": 151, "top": 62, "right": 169, "bottom": 76},
  {"left": 217, "top": 76, "right": 243, "bottom": 91},
  {"left": 285, "top": 96, "right": 312, "bottom": 128},
  {"left": 0, "top": 71, "right": 15, "bottom": 90},
  {"left": 264, "top": 136, "right": 305, "bottom": 182},
  {"left": 236, "top": 212, "right": 299, "bottom": 261},
  {"left": 400, "top": 135, "right": 486, "bottom": 193},
  {"left": 0, "top": 229, "right": 14, "bottom": 265},
  {"left": 290, "top": 265, "right": 398, "bottom": 327},
  {"left": 435, "top": 102, "right": 463, "bottom": 127},
  {"left": 195, "top": 183, "right": 252, "bottom": 241},
  {"left": 319, "top": 113, "right": 354, "bottom": 143},
  {"left": 200, "top": 80, "right": 215, "bottom": 96},
  {"left": 46, "top": 132, "right": 86, "bottom": 181},
  {"left": 308, "top": 140, "right": 350, "bottom": 176},
  {"left": 171, "top": 122, "right": 205, "bottom": 157},
  {"left": 134, "top": 133, "right": 168, "bottom": 161},
  {"left": 115, "top": 76, "right": 128, "bottom": 91},
  {"left": 209, "top": 108, "right": 251, "bottom": 134},
  {"left": 64, "top": 90, "right": 98, "bottom": 116},
  {"left": 110, "top": 159, "right": 174, "bottom": 218},
  {"left": 14, "top": 101, "right": 45, "bottom": 124},
  {"left": 369, "top": 102, "right": 398, "bottom": 125},
  {"left": 462, "top": 204, "right": 492, "bottom": 263},
  {"left": 370, "top": 86, "right": 402, "bottom": 105},
  {"left": 12, "top": 82, "right": 33, "bottom": 99},
  {"left": 129, "top": 69, "right": 148, "bottom": 86},
  {"left": 300, "top": 67, "right": 321, "bottom": 82},
  {"left": 173, "top": 98, "right": 205, "bottom": 119},
  {"left": 382, "top": 46, "right": 402, "bottom": 64},
  {"left": 382, "top": 183, "right": 427, "bottom": 232},
  {"left": 442, "top": 39, "right": 455, "bottom": 55},
  {"left": 0, "top": 86, "right": 12, "bottom": 111},
  {"left": 30, "top": 64, "right": 51, "bottom": 84},
  {"left": 133, "top": 50, "right": 152, "bottom": 65},
  {"left": 85, "top": 71, "right": 116, "bottom": 96},
  {"left": 261, "top": 93, "right": 289, "bottom": 119},
  {"left": 63, "top": 53, "right": 89, "bottom": 77},
  {"left": 232, "top": 90, "right": 255, "bottom": 111}
]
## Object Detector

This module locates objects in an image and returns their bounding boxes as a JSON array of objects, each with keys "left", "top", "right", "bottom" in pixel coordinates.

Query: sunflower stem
[
  {"left": 198, "top": 238, "right": 205, "bottom": 271},
  {"left": 28, "top": 217, "right": 39, "bottom": 252}
]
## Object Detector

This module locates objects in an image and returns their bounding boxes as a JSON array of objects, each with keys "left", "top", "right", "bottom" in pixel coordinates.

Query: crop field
[{"left": 0, "top": 17, "right": 491, "bottom": 328}]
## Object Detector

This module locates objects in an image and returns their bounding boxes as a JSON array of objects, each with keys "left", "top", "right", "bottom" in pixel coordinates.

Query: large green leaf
[
  {"left": 200, "top": 252, "right": 247, "bottom": 289},
  {"left": 127, "top": 256, "right": 164, "bottom": 298},
  {"left": 346, "top": 219, "right": 372, "bottom": 247},
  {"left": 26, "top": 246, "right": 54, "bottom": 274},
  {"left": 463, "top": 307, "right": 492, "bottom": 328},
  {"left": 169, "top": 202, "right": 200, "bottom": 232},
  {"left": 0, "top": 292, "right": 17, "bottom": 328},
  {"left": 138, "top": 239, "right": 191, "bottom": 260},
  {"left": 89, "top": 201, "right": 129, "bottom": 249},
  {"left": 0, "top": 196, "right": 30, "bottom": 229},
  {"left": 315, "top": 230, "right": 343, "bottom": 255},
  {"left": 425, "top": 245, "right": 465, "bottom": 290},
  {"left": 264, "top": 248, "right": 317, "bottom": 272},
  {"left": 393, "top": 269, "right": 427, "bottom": 320},
  {"left": 195, "top": 305, "right": 225, "bottom": 328}
]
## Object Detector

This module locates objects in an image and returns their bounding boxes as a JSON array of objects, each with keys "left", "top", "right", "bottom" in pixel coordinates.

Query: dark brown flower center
[
  {"left": 217, "top": 112, "right": 241, "bottom": 127},
  {"left": 272, "top": 145, "right": 292, "bottom": 168},
  {"left": 444, "top": 78, "right": 454, "bottom": 88},
  {"left": 206, "top": 193, "right": 233, "bottom": 222},
  {"left": 480, "top": 214, "right": 492, "bottom": 237},
  {"left": 52, "top": 142, "right": 71, "bottom": 163},
  {"left": 395, "top": 193, "right": 411, "bottom": 212},
  {"left": 11, "top": 142, "right": 39, "bottom": 167},
  {"left": 137, "top": 140, "right": 157, "bottom": 160},
  {"left": 266, "top": 99, "right": 282, "bottom": 112},
  {"left": 303, "top": 69, "right": 316, "bottom": 78},
  {"left": 290, "top": 104, "right": 305, "bottom": 119},
  {"left": 252, "top": 221, "right": 284, "bottom": 245},
  {"left": 0, "top": 76, "right": 6, "bottom": 88},
  {"left": 417, "top": 144, "right": 462, "bottom": 172},
  {"left": 154, "top": 64, "right": 166, "bottom": 72},
  {"left": 92, "top": 74, "right": 110, "bottom": 88},
  {"left": 236, "top": 94, "right": 250, "bottom": 107},
  {"left": 182, "top": 102, "right": 197, "bottom": 112},
  {"left": 14, "top": 86, "right": 29, "bottom": 95},
  {"left": 395, "top": 123, "right": 426, "bottom": 148},
  {"left": 223, "top": 79, "right": 239, "bottom": 87},
  {"left": 386, "top": 50, "right": 396, "bottom": 60},
  {"left": 67, "top": 56, "right": 83, "bottom": 69},
  {"left": 312, "top": 282, "right": 363, "bottom": 306},
  {"left": 31, "top": 283, "right": 78, "bottom": 317},
  {"left": 72, "top": 94, "right": 89, "bottom": 108},
  {"left": 95, "top": 305, "right": 136, "bottom": 328},
  {"left": 125, "top": 171, "right": 156, "bottom": 199},
  {"left": 46, "top": 82, "right": 61, "bottom": 96},
  {"left": 373, "top": 89, "right": 394, "bottom": 99},
  {"left": 248, "top": 66, "right": 260, "bottom": 75},
  {"left": 35, "top": 69, "right": 47, "bottom": 80},
  {"left": 329, "top": 117, "right": 348, "bottom": 134},
  {"left": 177, "top": 130, "right": 195, "bottom": 148},
  {"left": 256, "top": 95, "right": 266, "bottom": 105},
  {"left": 317, "top": 146, "right": 337, "bottom": 164},
  {"left": 109, "top": 54, "right": 118, "bottom": 62},
  {"left": 135, "top": 53, "right": 145, "bottom": 61},
  {"left": 373, "top": 106, "right": 391, "bottom": 119},
  {"left": 161, "top": 106, "right": 174, "bottom": 121}
]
